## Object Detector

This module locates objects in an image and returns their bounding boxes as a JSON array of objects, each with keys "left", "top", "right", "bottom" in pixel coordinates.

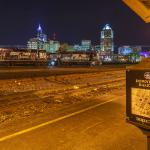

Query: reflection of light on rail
[{"left": 73, "top": 85, "right": 79, "bottom": 89}]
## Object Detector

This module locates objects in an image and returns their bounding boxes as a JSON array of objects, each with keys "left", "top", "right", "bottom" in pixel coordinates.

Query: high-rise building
[
  {"left": 37, "top": 24, "right": 47, "bottom": 42},
  {"left": 27, "top": 24, "right": 47, "bottom": 50},
  {"left": 100, "top": 24, "right": 114, "bottom": 54}
]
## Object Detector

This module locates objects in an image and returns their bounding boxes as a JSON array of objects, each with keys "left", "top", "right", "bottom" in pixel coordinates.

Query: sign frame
[{"left": 126, "top": 69, "right": 150, "bottom": 130}]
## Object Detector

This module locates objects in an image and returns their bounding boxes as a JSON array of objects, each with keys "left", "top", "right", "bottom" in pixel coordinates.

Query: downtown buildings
[
  {"left": 73, "top": 24, "right": 114, "bottom": 54},
  {"left": 26, "top": 24, "right": 142, "bottom": 62},
  {"left": 0, "top": 22, "right": 144, "bottom": 65},
  {"left": 27, "top": 24, "right": 114, "bottom": 54},
  {"left": 27, "top": 24, "right": 60, "bottom": 53}
]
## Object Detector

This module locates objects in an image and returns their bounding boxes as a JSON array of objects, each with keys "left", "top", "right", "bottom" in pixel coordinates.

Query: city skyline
[{"left": 0, "top": 0, "right": 150, "bottom": 46}]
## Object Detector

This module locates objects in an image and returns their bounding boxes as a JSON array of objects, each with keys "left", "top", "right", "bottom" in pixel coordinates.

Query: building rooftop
[
  {"left": 103, "top": 24, "right": 112, "bottom": 30},
  {"left": 29, "top": 38, "right": 39, "bottom": 42}
]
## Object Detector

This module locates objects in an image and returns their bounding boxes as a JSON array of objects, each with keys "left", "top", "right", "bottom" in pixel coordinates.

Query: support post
[
  {"left": 147, "top": 136, "right": 150, "bottom": 150},
  {"left": 140, "top": 128, "right": 150, "bottom": 150}
]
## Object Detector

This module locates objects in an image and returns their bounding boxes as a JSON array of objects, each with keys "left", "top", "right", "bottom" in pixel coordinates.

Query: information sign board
[{"left": 126, "top": 70, "right": 150, "bottom": 130}]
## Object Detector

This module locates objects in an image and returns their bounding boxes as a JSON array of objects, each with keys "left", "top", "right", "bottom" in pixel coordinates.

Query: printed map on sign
[{"left": 131, "top": 88, "right": 150, "bottom": 118}]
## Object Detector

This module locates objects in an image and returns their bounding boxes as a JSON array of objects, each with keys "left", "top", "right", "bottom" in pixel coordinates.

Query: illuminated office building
[
  {"left": 37, "top": 24, "right": 47, "bottom": 42},
  {"left": 27, "top": 24, "right": 49, "bottom": 51},
  {"left": 43, "top": 40, "right": 60, "bottom": 53},
  {"left": 118, "top": 46, "right": 141, "bottom": 55},
  {"left": 73, "top": 40, "right": 92, "bottom": 51},
  {"left": 100, "top": 24, "right": 114, "bottom": 54},
  {"left": 27, "top": 38, "right": 44, "bottom": 50},
  {"left": 27, "top": 24, "right": 47, "bottom": 50},
  {"left": 81, "top": 40, "right": 91, "bottom": 51}
]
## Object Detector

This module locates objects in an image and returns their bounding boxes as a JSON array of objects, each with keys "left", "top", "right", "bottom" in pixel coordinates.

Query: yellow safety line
[{"left": 0, "top": 99, "right": 115, "bottom": 142}]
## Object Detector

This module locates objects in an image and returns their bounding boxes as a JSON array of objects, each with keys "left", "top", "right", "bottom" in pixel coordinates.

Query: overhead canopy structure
[{"left": 123, "top": 0, "right": 150, "bottom": 23}]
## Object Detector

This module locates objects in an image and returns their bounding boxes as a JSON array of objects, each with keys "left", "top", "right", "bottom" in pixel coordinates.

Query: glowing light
[
  {"left": 103, "top": 24, "right": 111, "bottom": 30},
  {"left": 51, "top": 61, "right": 55, "bottom": 66},
  {"left": 37, "top": 24, "right": 42, "bottom": 31},
  {"left": 140, "top": 52, "right": 149, "bottom": 58},
  {"left": 73, "top": 85, "right": 79, "bottom": 90}
]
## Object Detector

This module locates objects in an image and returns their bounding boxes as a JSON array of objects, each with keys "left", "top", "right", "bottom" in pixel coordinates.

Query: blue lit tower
[
  {"left": 37, "top": 24, "right": 47, "bottom": 42},
  {"left": 37, "top": 24, "right": 43, "bottom": 38},
  {"left": 100, "top": 24, "right": 114, "bottom": 54}
]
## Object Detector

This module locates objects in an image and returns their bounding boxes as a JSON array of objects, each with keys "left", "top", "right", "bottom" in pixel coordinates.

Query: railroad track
[
  {"left": 36, "top": 77, "right": 125, "bottom": 98},
  {"left": 0, "top": 67, "right": 125, "bottom": 80},
  {"left": 43, "top": 70, "right": 125, "bottom": 85},
  {"left": 0, "top": 77, "right": 125, "bottom": 109},
  {"left": 0, "top": 76, "right": 125, "bottom": 124}
]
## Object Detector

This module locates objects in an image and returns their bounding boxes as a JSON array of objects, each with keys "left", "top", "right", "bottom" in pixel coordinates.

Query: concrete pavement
[{"left": 0, "top": 90, "right": 146, "bottom": 150}]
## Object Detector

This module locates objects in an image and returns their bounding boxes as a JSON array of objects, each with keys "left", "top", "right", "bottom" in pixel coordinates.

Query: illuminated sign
[
  {"left": 131, "top": 88, "right": 150, "bottom": 118},
  {"left": 126, "top": 70, "right": 150, "bottom": 130}
]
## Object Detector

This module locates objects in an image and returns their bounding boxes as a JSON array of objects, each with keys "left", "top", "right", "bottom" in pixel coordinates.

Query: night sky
[{"left": 0, "top": 0, "right": 150, "bottom": 47}]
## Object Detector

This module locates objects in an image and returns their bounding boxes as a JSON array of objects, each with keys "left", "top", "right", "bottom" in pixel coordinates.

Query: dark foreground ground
[{"left": 0, "top": 66, "right": 147, "bottom": 150}]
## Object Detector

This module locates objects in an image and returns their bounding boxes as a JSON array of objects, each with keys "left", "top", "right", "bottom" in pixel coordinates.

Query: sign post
[
  {"left": 146, "top": 134, "right": 150, "bottom": 150},
  {"left": 126, "top": 58, "right": 150, "bottom": 150},
  {"left": 141, "top": 129, "right": 150, "bottom": 150}
]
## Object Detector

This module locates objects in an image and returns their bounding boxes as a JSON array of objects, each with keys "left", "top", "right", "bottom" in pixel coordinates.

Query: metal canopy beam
[{"left": 123, "top": 0, "right": 150, "bottom": 23}]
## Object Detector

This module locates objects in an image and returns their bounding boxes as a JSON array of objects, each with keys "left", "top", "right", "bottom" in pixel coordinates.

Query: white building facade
[{"left": 100, "top": 24, "right": 114, "bottom": 54}]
